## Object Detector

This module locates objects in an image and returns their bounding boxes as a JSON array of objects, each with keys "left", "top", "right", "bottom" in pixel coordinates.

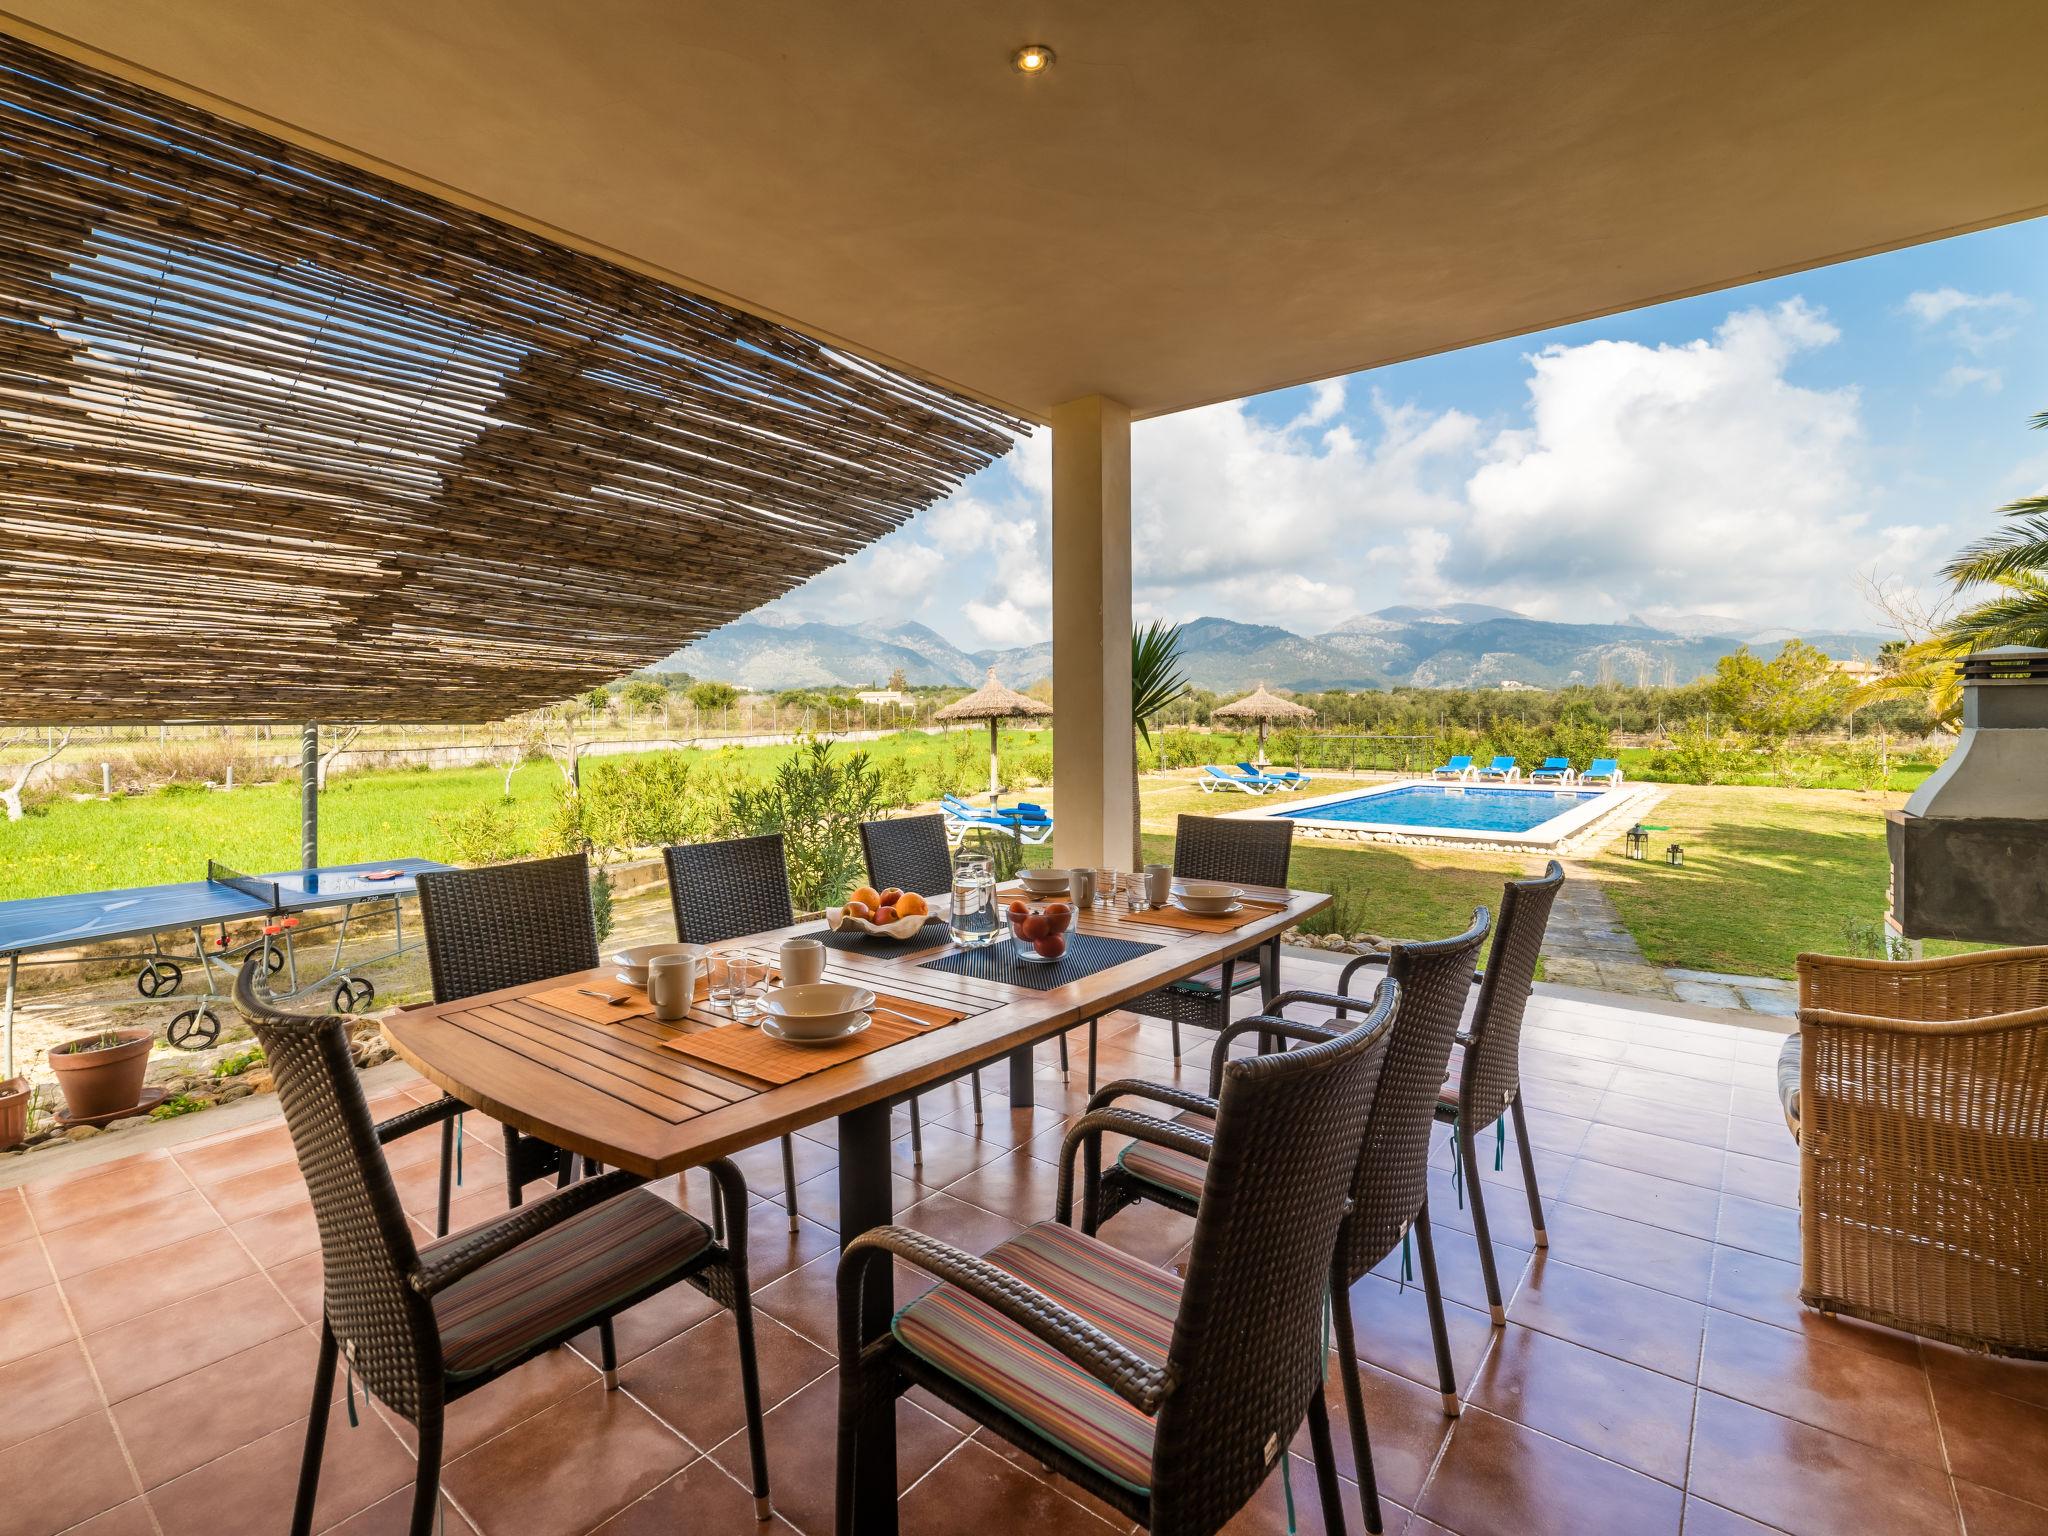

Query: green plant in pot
[
  {"left": 0, "top": 1075, "right": 30, "bottom": 1150},
  {"left": 48, "top": 1026, "right": 155, "bottom": 1125}
]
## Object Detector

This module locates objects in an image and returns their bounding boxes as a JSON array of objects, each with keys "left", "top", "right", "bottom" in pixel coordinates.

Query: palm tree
[
  {"left": 1941, "top": 408, "right": 2048, "bottom": 649},
  {"left": 1131, "top": 620, "right": 1191, "bottom": 866}
]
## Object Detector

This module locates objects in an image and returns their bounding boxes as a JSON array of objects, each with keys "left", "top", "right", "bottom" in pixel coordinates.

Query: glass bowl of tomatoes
[{"left": 1005, "top": 898, "right": 1073, "bottom": 963}]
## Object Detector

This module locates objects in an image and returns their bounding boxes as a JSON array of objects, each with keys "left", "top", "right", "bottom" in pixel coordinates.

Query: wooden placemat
[
  {"left": 658, "top": 992, "right": 968, "bottom": 1085},
  {"left": 1116, "top": 901, "right": 1282, "bottom": 935},
  {"left": 531, "top": 982, "right": 656, "bottom": 1023}
]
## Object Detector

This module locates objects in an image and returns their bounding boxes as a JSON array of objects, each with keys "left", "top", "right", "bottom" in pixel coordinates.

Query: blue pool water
[{"left": 1274, "top": 784, "right": 1601, "bottom": 834}]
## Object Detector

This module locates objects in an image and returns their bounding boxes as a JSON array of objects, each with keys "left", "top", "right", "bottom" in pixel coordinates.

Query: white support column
[{"left": 1050, "top": 395, "right": 1134, "bottom": 870}]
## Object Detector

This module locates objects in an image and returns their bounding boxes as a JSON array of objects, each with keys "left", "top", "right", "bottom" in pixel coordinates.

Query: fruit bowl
[
  {"left": 826, "top": 884, "right": 936, "bottom": 941},
  {"left": 1005, "top": 898, "right": 1074, "bottom": 963}
]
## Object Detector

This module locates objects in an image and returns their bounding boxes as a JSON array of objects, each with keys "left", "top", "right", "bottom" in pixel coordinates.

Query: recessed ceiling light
[{"left": 1011, "top": 44, "right": 1055, "bottom": 75}]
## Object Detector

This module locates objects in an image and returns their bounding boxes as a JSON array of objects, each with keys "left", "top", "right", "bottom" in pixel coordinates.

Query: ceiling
[{"left": 5, "top": 1, "right": 2047, "bottom": 421}]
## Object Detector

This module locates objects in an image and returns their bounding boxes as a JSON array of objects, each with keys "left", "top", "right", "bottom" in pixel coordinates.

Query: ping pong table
[{"left": 0, "top": 857, "right": 450, "bottom": 1068}]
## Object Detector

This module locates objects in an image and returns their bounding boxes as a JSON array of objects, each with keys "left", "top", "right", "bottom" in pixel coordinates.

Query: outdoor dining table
[{"left": 383, "top": 881, "right": 1328, "bottom": 1531}]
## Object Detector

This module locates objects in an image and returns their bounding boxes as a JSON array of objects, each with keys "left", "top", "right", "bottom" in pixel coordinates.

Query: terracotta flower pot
[
  {"left": 0, "top": 1077, "right": 29, "bottom": 1150},
  {"left": 48, "top": 1027, "right": 154, "bottom": 1124}
]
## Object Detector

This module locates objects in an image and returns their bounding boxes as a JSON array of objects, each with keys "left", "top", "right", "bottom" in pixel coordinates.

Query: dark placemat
[
  {"left": 920, "top": 932, "right": 1160, "bottom": 990},
  {"left": 817, "top": 918, "right": 956, "bottom": 956}
]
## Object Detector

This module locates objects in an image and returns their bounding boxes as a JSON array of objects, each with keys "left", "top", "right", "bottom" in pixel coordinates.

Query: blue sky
[{"left": 765, "top": 216, "right": 2048, "bottom": 650}]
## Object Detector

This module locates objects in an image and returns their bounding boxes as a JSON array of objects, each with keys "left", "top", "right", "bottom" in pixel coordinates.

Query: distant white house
[
  {"left": 1498, "top": 679, "right": 1544, "bottom": 692},
  {"left": 855, "top": 689, "right": 915, "bottom": 708}
]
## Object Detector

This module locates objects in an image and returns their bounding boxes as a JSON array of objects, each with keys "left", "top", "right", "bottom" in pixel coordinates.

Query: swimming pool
[{"left": 1260, "top": 781, "right": 1626, "bottom": 847}]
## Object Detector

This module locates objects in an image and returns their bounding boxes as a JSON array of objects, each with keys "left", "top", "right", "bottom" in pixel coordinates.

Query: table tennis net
[{"left": 206, "top": 860, "right": 283, "bottom": 910}]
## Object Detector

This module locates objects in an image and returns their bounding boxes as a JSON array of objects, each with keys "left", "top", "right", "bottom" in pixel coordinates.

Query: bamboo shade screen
[{"left": 0, "top": 35, "right": 1025, "bottom": 723}]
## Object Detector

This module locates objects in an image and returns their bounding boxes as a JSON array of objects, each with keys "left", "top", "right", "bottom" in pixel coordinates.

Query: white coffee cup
[
  {"left": 647, "top": 953, "right": 698, "bottom": 1023},
  {"left": 779, "top": 937, "right": 826, "bottom": 986}
]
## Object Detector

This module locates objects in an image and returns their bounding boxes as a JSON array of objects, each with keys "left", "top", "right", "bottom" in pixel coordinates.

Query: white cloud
[
  {"left": 1939, "top": 363, "right": 2004, "bottom": 395},
  {"left": 1902, "top": 287, "right": 2028, "bottom": 327}
]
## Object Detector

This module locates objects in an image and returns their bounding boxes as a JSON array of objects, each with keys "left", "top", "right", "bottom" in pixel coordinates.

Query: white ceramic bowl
[
  {"left": 761, "top": 981, "right": 877, "bottom": 1038},
  {"left": 1174, "top": 880, "right": 1242, "bottom": 915},
  {"left": 1018, "top": 867, "right": 1071, "bottom": 894},
  {"left": 612, "top": 942, "right": 705, "bottom": 987}
]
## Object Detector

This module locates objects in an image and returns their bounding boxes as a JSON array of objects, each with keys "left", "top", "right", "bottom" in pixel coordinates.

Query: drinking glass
[
  {"left": 949, "top": 852, "right": 1000, "bottom": 948},
  {"left": 709, "top": 951, "right": 768, "bottom": 1018}
]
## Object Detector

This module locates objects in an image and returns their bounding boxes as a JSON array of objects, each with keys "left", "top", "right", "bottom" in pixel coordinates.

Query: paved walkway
[{"left": 1539, "top": 862, "right": 1676, "bottom": 999}]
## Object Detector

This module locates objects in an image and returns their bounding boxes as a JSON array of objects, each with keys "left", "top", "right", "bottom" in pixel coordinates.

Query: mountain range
[{"left": 656, "top": 606, "right": 1887, "bottom": 693}]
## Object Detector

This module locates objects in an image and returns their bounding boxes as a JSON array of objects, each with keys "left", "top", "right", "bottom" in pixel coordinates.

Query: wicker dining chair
[
  {"left": 414, "top": 853, "right": 605, "bottom": 1235},
  {"left": 1791, "top": 945, "right": 2048, "bottom": 1358},
  {"left": 1111, "top": 815, "right": 1294, "bottom": 1083},
  {"left": 835, "top": 977, "right": 1400, "bottom": 1536},
  {"left": 1087, "top": 910, "right": 1491, "bottom": 1534},
  {"left": 1433, "top": 861, "right": 1565, "bottom": 1323},
  {"left": 859, "top": 813, "right": 986, "bottom": 1120},
  {"left": 230, "top": 959, "right": 773, "bottom": 1536},
  {"left": 663, "top": 833, "right": 812, "bottom": 1224}
]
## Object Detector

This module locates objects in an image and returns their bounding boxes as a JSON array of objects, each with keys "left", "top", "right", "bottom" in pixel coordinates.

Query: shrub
[
  {"left": 957, "top": 826, "right": 1025, "bottom": 883},
  {"left": 150, "top": 1094, "right": 209, "bottom": 1120},
  {"left": 434, "top": 800, "right": 529, "bottom": 866},
  {"left": 1300, "top": 883, "right": 1371, "bottom": 939},
  {"left": 576, "top": 752, "right": 712, "bottom": 855},
  {"left": 212, "top": 1044, "right": 265, "bottom": 1079},
  {"left": 590, "top": 865, "right": 615, "bottom": 944},
  {"left": 721, "top": 736, "right": 883, "bottom": 911}
]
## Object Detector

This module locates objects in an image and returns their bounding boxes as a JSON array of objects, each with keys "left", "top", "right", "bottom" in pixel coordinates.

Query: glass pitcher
[{"left": 949, "top": 852, "right": 1000, "bottom": 948}]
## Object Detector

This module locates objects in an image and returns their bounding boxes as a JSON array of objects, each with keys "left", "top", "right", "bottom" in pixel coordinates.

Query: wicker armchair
[
  {"left": 835, "top": 978, "right": 1398, "bottom": 1535},
  {"left": 415, "top": 854, "right": 603, "bottom": 1233},
  {"left": 1118, "top": 816, "right": 1294, "bottom": 1076},
  {"left": 859, "top": 814, "right": 983, "bottom": 1118},
  {"left": 1792, "top": 946, "right": 2048, "bottom": 1358},
  {"left": 231, "top": 959, "right": 772, "bottom": 1536},
  {"left": 1433, "top": 861, "right": 1565, "bottom": 1322},
  {"left": 1089, "top": 909, "right": 1491, "bottom": 1533}
]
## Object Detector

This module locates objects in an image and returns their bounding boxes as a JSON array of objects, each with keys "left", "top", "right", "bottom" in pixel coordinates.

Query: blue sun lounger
[
  {"left": 1200, "top": 764, "right": 1269, "bottom": 794},
  {"left": 1477, "top": 755, "right": 1521, "bottom": 782},
  {"left": 1581, "top": 758, "right": 1625, "bottom": 787},
  {"left": 943, "top": 794, "right": 1055, "bottom": 844},
  {"left": 1529, "top": 757, "right": 1576, "bottom": 784},
  {"left": 1237, "top": 761, "right": 1310, "bottom": 790},
  {"left": 1430, "top": 755, "right": 1475, "bottom": 781}
]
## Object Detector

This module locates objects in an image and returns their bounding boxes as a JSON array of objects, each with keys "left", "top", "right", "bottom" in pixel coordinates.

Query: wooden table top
[{"left": 383, "top": 885, "right": 1329, "bottom": 1177}]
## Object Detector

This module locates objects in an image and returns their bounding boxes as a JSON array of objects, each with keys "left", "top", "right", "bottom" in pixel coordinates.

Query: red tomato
[
  {"left": 1033, "top": 934, "right": 1067, "bottom": 959},
  {"left": 1020, "top": 913, "right": 1050, "bottom": 942}
]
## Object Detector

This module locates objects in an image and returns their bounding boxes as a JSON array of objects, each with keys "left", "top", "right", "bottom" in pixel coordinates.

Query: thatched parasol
[
  {"left": 1212, "top": 683, "right": 1315, "bottom": 763},
  {"left": 934, "top": 667, "right": 1054, "bottom": 795}
]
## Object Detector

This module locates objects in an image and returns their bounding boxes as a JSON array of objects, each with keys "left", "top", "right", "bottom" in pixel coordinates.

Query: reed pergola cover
[
  {"left": 1213, "top": 684, "right": 1315, "bottom": 762},
  {"left": 933, "top": 667, "right": 1053, "bottom": 797},
  {"left": 0, "top": 36, "right": 1022, "bottom": 724}
]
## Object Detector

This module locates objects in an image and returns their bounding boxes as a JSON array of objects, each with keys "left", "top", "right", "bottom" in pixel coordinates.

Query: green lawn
[{"left": 1593, "top": 783, "right": 1946, "bottom": 978}]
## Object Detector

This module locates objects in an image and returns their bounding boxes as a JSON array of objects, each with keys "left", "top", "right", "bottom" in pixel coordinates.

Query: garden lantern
[
  {"left": 1625, "top": 825, "right": 1648, "bottom": 859},
  {"left": 1667, "top": 844, "right": 1685, "bottom": 867}
]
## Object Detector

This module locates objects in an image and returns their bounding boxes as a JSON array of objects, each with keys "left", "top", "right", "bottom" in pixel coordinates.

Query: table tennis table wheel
[
  {"left": 167, "top": 1008, "right": 220, "bottom": 1050},
  {"left": 136, "top": 960, "right": 183, "bottom": 998},
  {"left": 260, "top": 943, "right": 286, "bottom": 975},
  {"left": 335, "top": 977, "right": 375, "bottom": 1013}
]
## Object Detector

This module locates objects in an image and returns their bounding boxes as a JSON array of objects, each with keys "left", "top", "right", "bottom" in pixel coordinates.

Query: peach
[{"left": 1033, "top": 934, "right": 1067, "bottom": 959}]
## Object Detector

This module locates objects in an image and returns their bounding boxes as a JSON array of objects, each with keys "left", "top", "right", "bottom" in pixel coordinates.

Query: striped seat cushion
[
  {"left": 1170, "top": 960, "right": 1264, "bottom": 997},
  {"left": 1115, "top": 1110, "right": 1215, "bottom": 1204},
  {"left": 1777, "top": 1031, "right": 1802, "bottom": 1139},
  {"left": 1439, "top": 1042, "right": 1466, "bottom": 1110},
  {"left": 893, "top": 1222, "right": 1181, "bottom": 1493},
  {"left": 430, "top": 1189, "right": 709, "bottom": 1379}
]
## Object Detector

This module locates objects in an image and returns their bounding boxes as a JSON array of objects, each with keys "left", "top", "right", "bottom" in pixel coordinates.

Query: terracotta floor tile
[
  {"left": 316, "top": 1482, "right": 476, "bottom": 1536},
  {"left": 441, "top": 1381, "right": 693, "bottom": 1536},
  {"left": 0, "top": 1337, "right": 102, "bottom": 1451},
  {"left": 1416, "top": 1406, "right": 1684, "bottom": 1536},
  {"left": 1508, "top": 1256, "right": 1706, "bottom": 1381},
  {"left": 1723, "top": 1117, "right": 1797, "bottom": 1166},
  {"left": 1428, "top": 1167, "right": 1542, "bottom": 1251},
  {"left": 84, "top": 1272, "right": 299, "bottom": 1402},
  {"left": 892, "top": 1437, "right": 1124, "bottom": 1534},
  {"left": 1719, "top": 1152, "right": 1798, "bottom": 1209},
  {"left": 231, "top": 1197, "right": 322, "bottom": 1266},
  {"left": 57, "top": 1496, "right": 159, "bottom": 1535},
  {"left": 896, "top": 1191, "right": 1028, "bottom": 1256},
  {"left": 1697, "top": 1311, "right": 1939, "bottom": 1464},
  {"left": 148, "top": 1405, "right": 419, "bottom": 1536},
  {"left": 733, "top": 1204, "right": 840, "bottom": 1287},
  {"left": 1714, "top": 1195, "right": 1800, "bottom": 1264},
  {"left": 752, "top": 1250, "right": 846, "bottom": 1353},
  {"left": 623, "top": 1310, "right": 833, "bottom": 1453},
  {"left": 1593, "top": 1091, "right": 1729, "bottom": 1150},
  {"left": 1951, "top": 1481, "right": 2048, "bottom": 1536},
  {"left": 1603, "top": 1067, "right": 1735, "bottom": 1116},
  {"left": 1372, "top": 1213, "right": 1531, "bottom": 1315},
  {"left": 1929, "top": 1362, "right": 2048, "bottom": 1508},
  {"left": 0, "top": 1409, "right": 137, "bottom": 1535},
  {"left": 0, "top": 1234, "right": 55, "bottom": 1302},
  {"left": 0, "top": 1283, "right": 78, "bottom": 1368},
  {"left": 394, "top": 1342, "right": 602, "bottom": 1461},
  {"left": 268, "top": 1249, "right": 328, "bottom": 1324},
  {"left": 1686, "top": 1391, "right": 1956, "bottom": 1536},
  {"left": 709, "top": 1368, "right": 963, "bottom": 1533},
  {"left": 1342, "top": 1270, "right": 1494, "bottom": 1399},
  {"left": 1705, "top": 1246, "right": 1921, "bottom": 1363},
  {"left": 1294, "top": 1356, "right": 1454, "bottom": 1508},
  {"left": 893, "top": 1121, "right": 1015, "bottom": 1192},
  {"left": 1680, "top": 1496, "right": 1789, "bottom": 1534},
  {"left": 1576, "top": 1122, "right": 1726, "bottom": 1189},
  {"left": 41, "top": 1188, "right": 223, "bottom": 1280},
  {"left": 565, "top": 1273, "right": 722, "bottom": 1366},
  {"left": 61, "top": 1226, "right": 257, "bottom": 1333},
  {"left": 1537, "top": 1205, "right": 1716, "bottom": 1303},
  {"left": 938, "top": 1148, "right": 1069, "bottom": 1223},
  {"left": 1091, "top": 1195, "right": 1200, "bottom": 1271},
  {"left": 23, "top": 1151, "right": 187, "bottom": 1231},
  {"left": 592, "top": 1455, "right": 802, "bottom": 1535},
  {"left": 1921, "top": 1338, "right": 2048, "bottom": 1410},
  {"left": 1466, "top": 1325, "right": 1696, "bottom": 1484},
  {"left": 0, "top": 1189, "right": 29, "bottom": 1247},
  {"left": 1560, "top": 1161, "right": 1724, "bottom": 1241},
  {"left": 173, "top": 1121, "right": 299, "bottom": 1185},
  {"left": 1730, "top": 1087, "right": 1786, "bottom": 1126},
  {"left": 111, "top": 1327, "right": 324, "bottom": 1488},
  {"left": 1621, "top": 1043, "right": 1735, "bottom": 1084}
]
